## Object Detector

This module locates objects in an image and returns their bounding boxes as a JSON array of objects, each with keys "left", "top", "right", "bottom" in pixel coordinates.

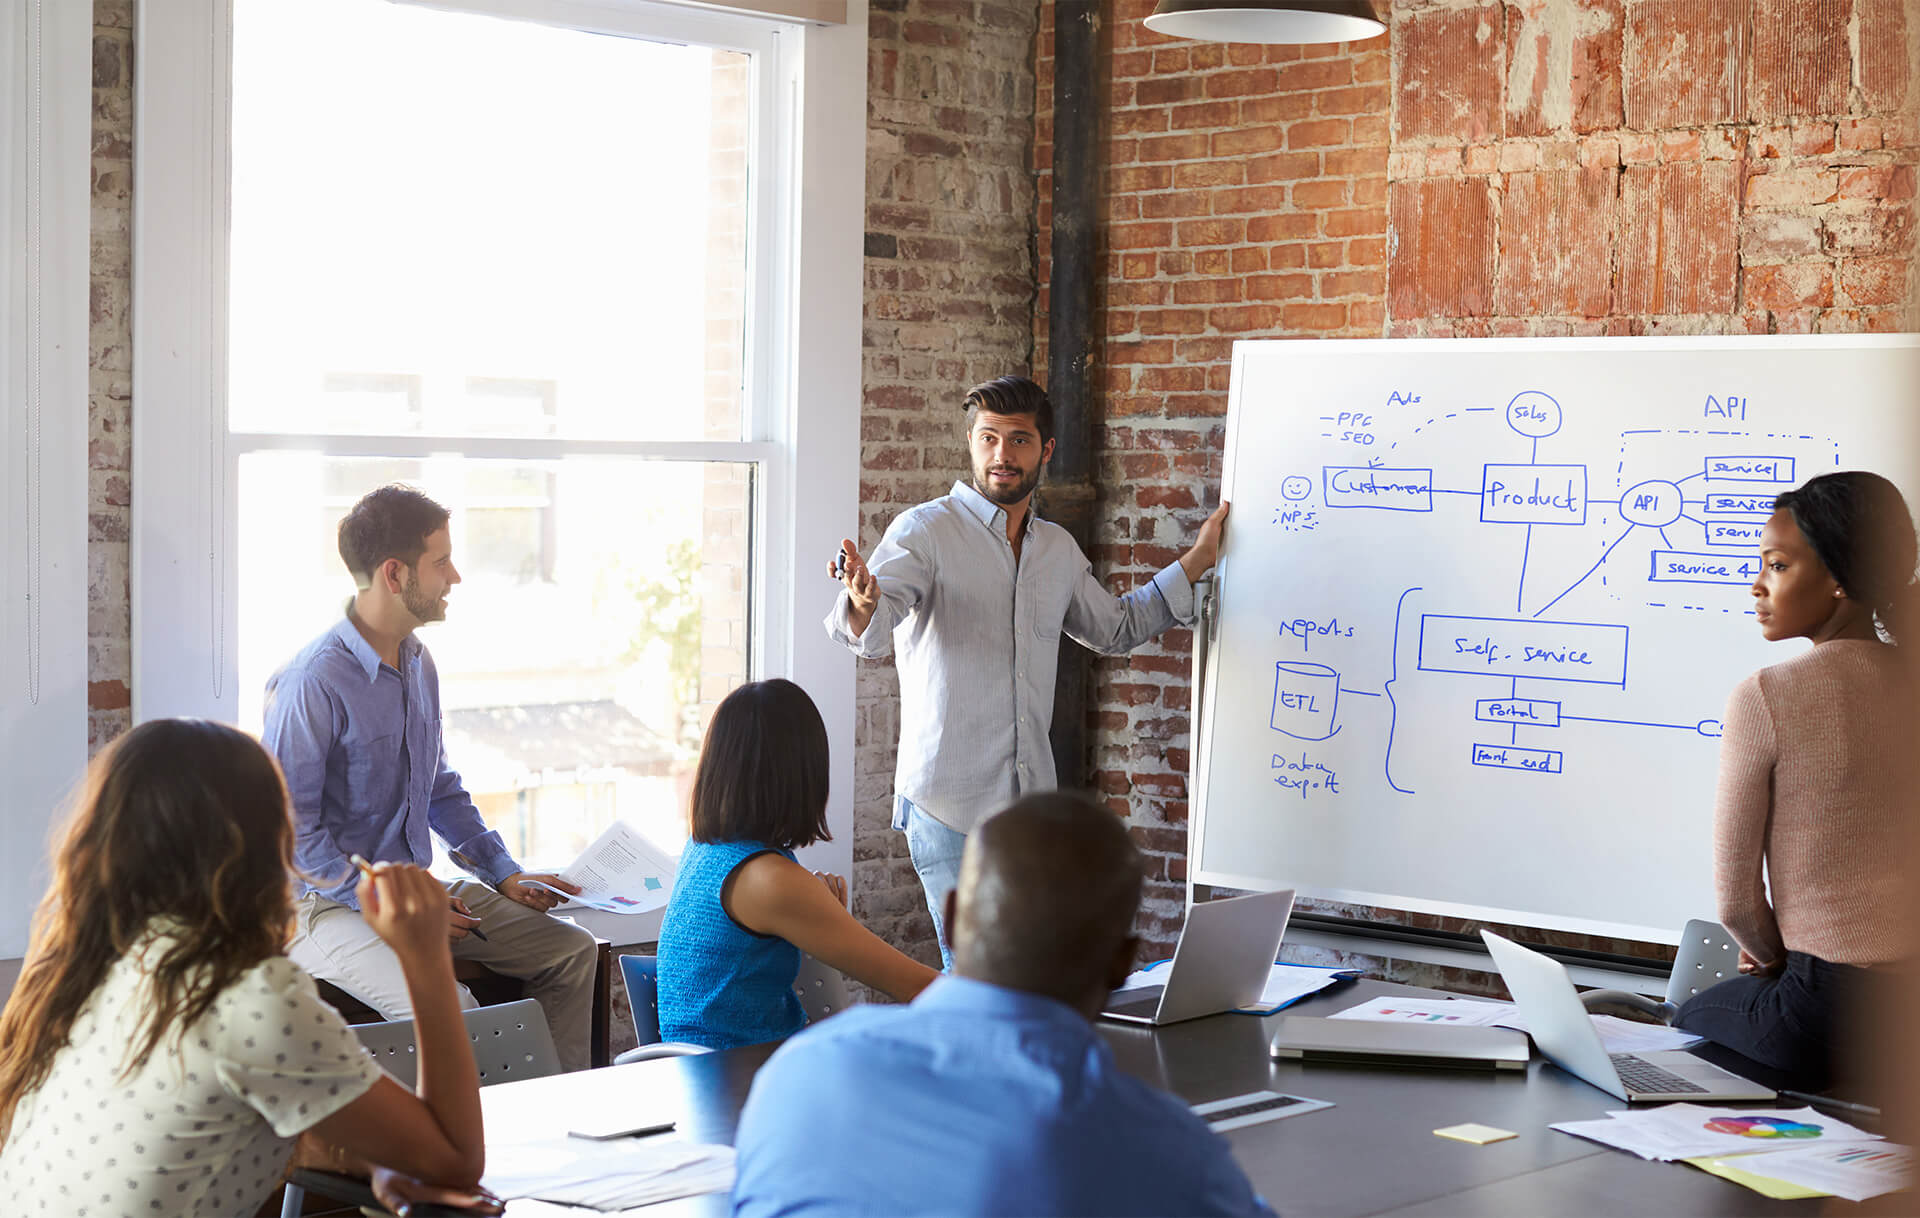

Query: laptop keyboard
[{"left": 1610, "top": 1053, "right": 1707, "bottom": 1094}]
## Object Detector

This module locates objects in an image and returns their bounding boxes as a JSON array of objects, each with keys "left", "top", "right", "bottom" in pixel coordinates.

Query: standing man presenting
[
  {"left": 826, "top": 376, "right": 1227, "bottom": 967},
  {"left": 265, "top": 484, "right": 600, "bottom": 1071}
]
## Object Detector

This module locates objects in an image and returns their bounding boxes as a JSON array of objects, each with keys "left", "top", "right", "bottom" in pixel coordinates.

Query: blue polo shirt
[
  {"left": 262, "top": 610, "right": 521, "bottom": 909},
  {"left": 731, "top": 975, "right": 1275, "bottom": 1217}
]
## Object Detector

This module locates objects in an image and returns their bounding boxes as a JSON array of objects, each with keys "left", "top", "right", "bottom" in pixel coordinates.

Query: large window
[
  {"left": 227, "top": 0, "right": 767, "bottom": 857},
  {"left": 136, "top": 0, "right": 866, "bottom": 902}
]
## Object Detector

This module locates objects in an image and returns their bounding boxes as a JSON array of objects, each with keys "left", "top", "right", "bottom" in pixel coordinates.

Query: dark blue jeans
[{"left": 1673, "top": 951, "right": 1877, "bottom": 1092}]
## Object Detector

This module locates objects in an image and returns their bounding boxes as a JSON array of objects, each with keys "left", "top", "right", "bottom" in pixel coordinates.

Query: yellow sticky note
[
  {"left": 1684, "top": 1154, "right": 1830, "bottom": 1200},
  {"left": 1434, "top": 1123, "right": 1517, "bottom": 1145}
]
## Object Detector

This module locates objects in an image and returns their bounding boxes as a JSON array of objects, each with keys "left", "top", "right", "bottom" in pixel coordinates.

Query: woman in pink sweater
[{"left": 1674, "top": 471, "right": 1917, "bottom": 1091}]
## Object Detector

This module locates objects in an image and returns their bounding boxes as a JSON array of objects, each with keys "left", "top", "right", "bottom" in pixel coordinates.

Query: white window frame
[
  {"left": 1, "top": 0, "right": 90, "bottom": 959},
  {"left": 132, "top": 0, "right": 867, "bottom": 920}
]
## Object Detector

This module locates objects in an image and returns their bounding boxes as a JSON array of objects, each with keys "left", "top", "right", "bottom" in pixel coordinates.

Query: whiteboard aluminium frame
[{"left": 1185, "top": 333, "right": 1920, "bottom": 956}]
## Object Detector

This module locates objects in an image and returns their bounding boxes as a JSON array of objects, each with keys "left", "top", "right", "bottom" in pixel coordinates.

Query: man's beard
[
  {"left": 401, "top": 573, "right": 445, "bottom": 622},
  {"left": 972, "top": 461, "right": 1041, "bottom": 506}
]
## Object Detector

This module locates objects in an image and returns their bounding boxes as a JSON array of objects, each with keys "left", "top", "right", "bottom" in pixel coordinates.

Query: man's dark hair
[
  {"left": 337, "top": 484, "right": 451, "bottom": 586},
  {"left": 688, "top": 678, "right": 832, "bottom": 851},
  {"left": 952, "top": 791, "right": 1142, "bottom": 1005},
  {"left": 963, "top": 375, "right": 1054, "bottom": 447}
]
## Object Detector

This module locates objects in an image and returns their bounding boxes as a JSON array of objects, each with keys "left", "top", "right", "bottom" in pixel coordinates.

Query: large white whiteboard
[{"left": 1193, "top": 336, "right": 1920, "bottom": 943}]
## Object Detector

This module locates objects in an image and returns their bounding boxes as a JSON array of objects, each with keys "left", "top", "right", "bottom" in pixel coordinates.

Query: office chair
[
  {"left": 1577, "top": 918, "right": 1739, "bottom": 1023},
  {"left": 279, "top": 999, "right": 560, "bottom": 1217},
  {"left": 614, "top": 954, "right": 714, "bottom": 1064}
]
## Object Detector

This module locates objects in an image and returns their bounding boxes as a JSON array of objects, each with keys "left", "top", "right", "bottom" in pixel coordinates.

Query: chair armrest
[
  {"left": 614, "top": 1042, "right": 715, "bottom": 1065},
  {"left": 1579, "top": 988, "right": 1679, "bottom": 1024},
  {"left": 286, "top": 1169, "right": 477, "bottom": 1217}
]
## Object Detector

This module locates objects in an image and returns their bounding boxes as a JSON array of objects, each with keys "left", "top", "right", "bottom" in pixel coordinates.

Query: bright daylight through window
[{"left": 229, "top": 0, "right": 761, "bottom": 863}]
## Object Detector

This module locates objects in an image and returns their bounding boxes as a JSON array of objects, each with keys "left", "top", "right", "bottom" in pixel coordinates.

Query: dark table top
[{"left": 465, "top": 976, "right": 1861, "bottom": 1216}]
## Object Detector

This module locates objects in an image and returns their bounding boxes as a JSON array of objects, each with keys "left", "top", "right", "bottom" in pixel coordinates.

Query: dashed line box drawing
[{"left": 1193, "top": 337, "right": 1920, "bottom": 943}]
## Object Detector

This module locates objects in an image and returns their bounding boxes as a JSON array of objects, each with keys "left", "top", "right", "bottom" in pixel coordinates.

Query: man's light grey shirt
[{"left": 826, "top": 481, "right": 1195, "bottom": 834}]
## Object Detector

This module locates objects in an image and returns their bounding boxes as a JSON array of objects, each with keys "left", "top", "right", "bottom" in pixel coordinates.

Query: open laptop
[
  {"left": 1482, "top": 930, "right": 1775, "bottom": 1103},
  {"left": 1101, "top": 889, "right": 1294, "bottom": 1026}
]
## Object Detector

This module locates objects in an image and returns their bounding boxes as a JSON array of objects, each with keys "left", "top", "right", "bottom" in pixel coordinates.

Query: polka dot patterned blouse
[{"left": 0, "top": 927, "right": 381, "bottom": 1216}]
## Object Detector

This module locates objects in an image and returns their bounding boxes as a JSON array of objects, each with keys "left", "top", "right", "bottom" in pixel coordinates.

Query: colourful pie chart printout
[{"left": 1703, "top": 1117, "right": 1824, "bottom": 1140}]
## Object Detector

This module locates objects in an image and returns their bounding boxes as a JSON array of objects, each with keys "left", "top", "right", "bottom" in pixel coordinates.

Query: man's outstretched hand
[
  {"left": 832, "top": 538, "right": 881, "bottom": 637},
  {"left": 1178, "top": 500, "right": 1230, "bottom": 584}
]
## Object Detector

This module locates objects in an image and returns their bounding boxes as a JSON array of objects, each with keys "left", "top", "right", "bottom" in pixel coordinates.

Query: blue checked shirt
[
  {"left": 262, "top": 612, "right": 522, "bottom": 909},
  {"left": 826, "top": 481, "right": 1194, "bottom": 834}
]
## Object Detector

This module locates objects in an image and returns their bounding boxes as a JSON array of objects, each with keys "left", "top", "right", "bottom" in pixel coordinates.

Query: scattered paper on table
[
  {"left": 1434, "top": 1123, "right": 1517, "bottom": 1145},
  {"left": 1727, "top": 1141, "right": 1912, "bottom": 1202},
  {"left": 1330, "top": 997, "right": 1510, "bottom": 1026},
  {"left": 1115, "top": 961, "right": 1358, "bottom": 1014},
  {"left": 523, "top": 820, "right": 679, "bottom": 914},
  {"left": 1238, "top": 964, "right": 1360, "bottom": 1014},
  {"left": 484, "top": 1135, "right": 734, "bottom": 1209},
  {"left": 1685, "top": 1154, "right": 1831, "bottom": 1200},
  {"left": 1550, "top": 1104, "right": 1884, "bottom": 1163},
  {"left": 1329, "top": 996, "right": 1703, "bottom": 1053}
]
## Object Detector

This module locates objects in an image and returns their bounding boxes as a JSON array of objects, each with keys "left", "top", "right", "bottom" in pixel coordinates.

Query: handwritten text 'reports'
[{"left": 1279, "top": 616, "right": 1355, "bottom": 651}]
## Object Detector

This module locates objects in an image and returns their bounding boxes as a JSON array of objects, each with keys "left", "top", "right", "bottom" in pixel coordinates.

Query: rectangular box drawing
[
  {"left": 1416, "top": 615, "right": 1630, "bottom": 687},
  {"left": 1649, "top": 551, "right": 1761, "bottom": 586},
  {"left": 1479, "top": 465, "right": 1587, "bottom": 525},
  {"left": 1471, "top": 743, "right": 1564, "bottom": 774},
  {"left": 1704, "top": 455, "right": 1794, "bottom": 483},
  {"left": 1475, "top": 698, "right": 1562, "bottom": 727},
  {"left": 1322, "top": 466, "right": 1433, "bottom": 512},
  {"left": 1704, "top": 493, "right": 1775, "bottom": 515},
  {"left": 1704, "top": 520, "right": 1766, "bottom": 549}
]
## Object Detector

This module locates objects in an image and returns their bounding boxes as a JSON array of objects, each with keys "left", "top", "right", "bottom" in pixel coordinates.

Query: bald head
[{"left": 948, "top": 792, "right": 1143, "bottom": 1013}]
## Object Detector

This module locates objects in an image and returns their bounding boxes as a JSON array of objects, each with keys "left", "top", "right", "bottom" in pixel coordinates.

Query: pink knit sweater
[{"left": 1714, "top": 639, "right": 1916, "bottom": 967}]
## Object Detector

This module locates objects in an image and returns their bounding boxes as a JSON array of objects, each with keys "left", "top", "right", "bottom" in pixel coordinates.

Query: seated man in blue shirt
[
  {"left": 265, "top": 484, "right": 599, "bottom": 1071},
  {"left": 731, "top": 790, "right": 1274, "bottom": 1217}
]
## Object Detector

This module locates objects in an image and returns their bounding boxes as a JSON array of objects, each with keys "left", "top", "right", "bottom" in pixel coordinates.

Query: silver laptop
[
  {"left": 1102, "top": 889, "right": 1295, "bottom": 1026},
  {"left": 1482, "top": 930, "right": 1776, "bottom": 1103}
]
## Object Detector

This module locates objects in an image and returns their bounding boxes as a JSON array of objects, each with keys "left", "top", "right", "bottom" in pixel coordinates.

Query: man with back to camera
[
  {"left": 263, "top": 483, "right": 600, "bottom": 1071},
  {"left": 729, "top": 790, "right": 1275, "bottom": 1217},
  {"left": 827, "top": 375, "right": 1228, "bottom": 966}
]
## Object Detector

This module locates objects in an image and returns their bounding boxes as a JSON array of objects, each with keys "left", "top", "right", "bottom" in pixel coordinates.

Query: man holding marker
[{"left": 826, "top": 375, "right": 1228, "bottom": 967}]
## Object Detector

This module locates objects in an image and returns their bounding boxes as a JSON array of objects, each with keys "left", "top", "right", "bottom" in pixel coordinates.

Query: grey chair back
[
  {"left": 1665, "top": 918, "right": 1740, "bottom": 1007},
  {"left": 356, "top": 997, "right": 561, "bottom": 1089},
  {"left": 794, "top": 954, "right": 849, "bottom": 1022}
]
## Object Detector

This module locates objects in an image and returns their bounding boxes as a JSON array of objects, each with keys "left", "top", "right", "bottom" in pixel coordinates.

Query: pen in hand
[{"left": 350, "top": 853, "right": 488, "bottom": 941}]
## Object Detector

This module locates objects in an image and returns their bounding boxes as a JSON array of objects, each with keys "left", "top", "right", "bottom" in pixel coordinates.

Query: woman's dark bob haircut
[{"left": 688, "top": 678, "right": 831, "bottom": 850}]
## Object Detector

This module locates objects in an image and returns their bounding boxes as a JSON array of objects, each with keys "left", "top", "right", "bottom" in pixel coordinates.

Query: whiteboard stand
[{"left": 1184, "top": 575, "right": 1216, "bottom": 917}]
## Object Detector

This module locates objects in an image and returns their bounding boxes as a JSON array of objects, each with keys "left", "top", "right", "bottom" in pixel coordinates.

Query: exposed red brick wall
[
  {"left": 1034, "top": 0, "right": 1917, "bottom": 969},
  {"left": 89, "top": 0, "right": 134, "bottom": 753},
  {"left": 854, "top": 0, "right": 1043, "bottom": 964}
]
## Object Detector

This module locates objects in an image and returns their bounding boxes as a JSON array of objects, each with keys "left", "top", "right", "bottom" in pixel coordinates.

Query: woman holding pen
[
  {"left": 658, "top": 679, "right": 937, "bottom": 1050},
  {"left": 1675, "top": 471, "right": 1918, "bottom": 1093},
  {"left": 0, "top": 718, "right": 498, "bottom": 1215}
]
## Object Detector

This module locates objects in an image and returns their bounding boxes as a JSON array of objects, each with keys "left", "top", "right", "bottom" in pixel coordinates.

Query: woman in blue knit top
[{"left": 658, "top": 679, "right": 938, "bottom": 1049}]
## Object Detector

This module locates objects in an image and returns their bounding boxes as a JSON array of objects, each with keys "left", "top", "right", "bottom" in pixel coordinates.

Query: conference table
[{"left": 460, "top": 975, "right": 1869, "bottom": 1216}]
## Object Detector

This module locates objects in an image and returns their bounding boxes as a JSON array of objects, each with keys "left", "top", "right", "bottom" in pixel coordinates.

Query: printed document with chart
[{"left": 523, "top": 821, "right": 680, "bottom": 914}]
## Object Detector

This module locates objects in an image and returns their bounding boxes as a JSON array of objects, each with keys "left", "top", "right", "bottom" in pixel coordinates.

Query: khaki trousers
[{"left": 289, "top": 878, "right": 597, "bottom": 1072}]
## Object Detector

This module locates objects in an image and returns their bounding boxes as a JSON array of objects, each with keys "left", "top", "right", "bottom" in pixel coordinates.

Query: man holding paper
[{"left": 264, "top": 484, "right": 599, "bottom": 1071}]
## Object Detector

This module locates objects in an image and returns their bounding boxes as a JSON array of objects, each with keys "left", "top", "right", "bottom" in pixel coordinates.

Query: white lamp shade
[{"left": 1143, "top": 0, "right": 1385, "bottom": 43}]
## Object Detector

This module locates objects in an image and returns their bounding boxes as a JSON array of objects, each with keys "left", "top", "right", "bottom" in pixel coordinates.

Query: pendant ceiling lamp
[{"left": 1143, "top": 0, "right": 1385, "bottom": 43}]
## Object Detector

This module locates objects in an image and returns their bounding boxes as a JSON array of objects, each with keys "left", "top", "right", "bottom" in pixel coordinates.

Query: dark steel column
[{"left": 1045, "top": 0, "right": 1104, "bottom": 790}]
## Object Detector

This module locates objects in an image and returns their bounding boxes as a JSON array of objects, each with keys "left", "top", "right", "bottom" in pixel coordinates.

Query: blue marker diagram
[{"left": 1261, "top": 386, "right": 1840, "bottom": 798}]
